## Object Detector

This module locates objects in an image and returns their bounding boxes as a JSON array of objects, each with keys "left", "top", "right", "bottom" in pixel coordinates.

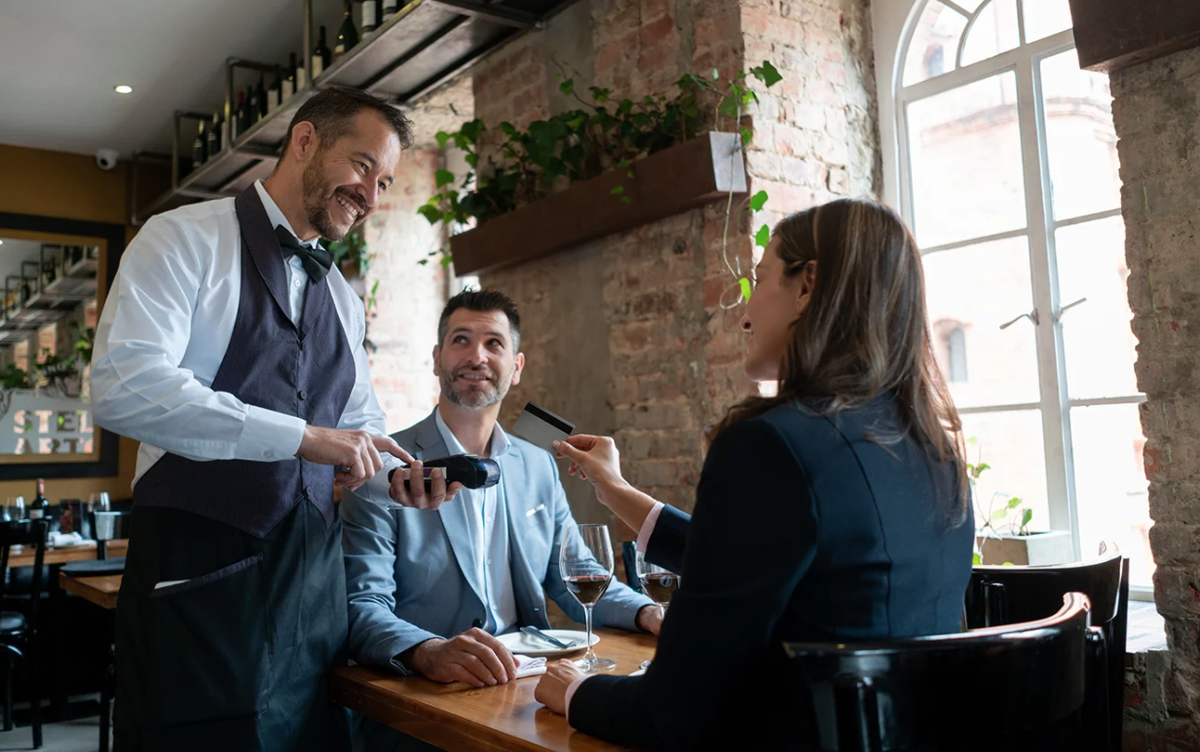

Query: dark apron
[{"left": 113, "top": 186, "right": 356, "bottom": 752}]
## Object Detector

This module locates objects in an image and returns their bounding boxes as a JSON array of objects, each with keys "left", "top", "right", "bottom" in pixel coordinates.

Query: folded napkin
[
  {"left": 515, "top": 654, "right": 547, "bottom": 679},
  {"left": 48, "top": 531, "right": 84, "bottom": 547}
]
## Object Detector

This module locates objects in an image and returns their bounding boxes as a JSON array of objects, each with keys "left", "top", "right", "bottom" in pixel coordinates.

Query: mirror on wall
[{"left": 0, "top": 212, "right": 124, "bottom": 479}]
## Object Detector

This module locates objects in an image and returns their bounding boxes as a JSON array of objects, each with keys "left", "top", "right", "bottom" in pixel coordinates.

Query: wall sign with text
[{"left": 0, "top": 391, "right": 93, "bottom": 455}]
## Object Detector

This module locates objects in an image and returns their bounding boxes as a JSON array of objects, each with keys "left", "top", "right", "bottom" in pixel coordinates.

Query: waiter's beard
[
  {"left": 439, "top": 366, "right": 512, "bottom": 409},
  {"left": 302, "top": 158, "right": 363, "bottom": 241}
]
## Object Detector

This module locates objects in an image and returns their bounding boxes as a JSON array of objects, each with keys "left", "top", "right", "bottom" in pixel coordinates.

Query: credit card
[{"left": 511, "top": 402, "right": 575, "bottom": 454}]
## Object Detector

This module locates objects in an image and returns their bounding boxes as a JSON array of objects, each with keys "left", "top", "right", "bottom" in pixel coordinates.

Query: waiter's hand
[
  {"left": 388, "top": 461, "right": 463, "bottom": 510},
  {"left": 296, "top": 426, "right": 411, "bottom": 491},
  {"left": 407, "top": 629, "right": 518, "bottom": 687}
]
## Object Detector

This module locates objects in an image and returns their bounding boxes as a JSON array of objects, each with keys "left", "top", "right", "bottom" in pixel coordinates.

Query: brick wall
[
  {"left": 361, "top": 145, "right": 448, "bottom": 432},
  {"left": 1111, "top": 45, "right": 1200, "bottom": 747}
]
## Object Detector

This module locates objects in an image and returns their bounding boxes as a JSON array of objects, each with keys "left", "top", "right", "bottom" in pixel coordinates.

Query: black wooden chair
[
  {"left": 786, "top": 592, "right": 1091, "bottom": 752},
  {"left": 621, "top": 541, "right": 642, "bottom": 593},
  {"left": 964, "top": 550, "right": 1127, "bottom": 752},
  {"left": 61, "top": 510, "right": 130, "bottom": 752},
  {"left": 0, "top": 519, "right": 47, "bottom": 749}
]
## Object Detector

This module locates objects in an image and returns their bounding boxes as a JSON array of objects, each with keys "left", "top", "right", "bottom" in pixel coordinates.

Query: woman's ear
[{"left": 795, "top": 261, "right": 817, "bottom": 315}]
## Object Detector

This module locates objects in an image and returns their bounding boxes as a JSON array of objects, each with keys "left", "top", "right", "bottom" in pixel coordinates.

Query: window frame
[{"left": 871, "top": 0, "right": 1150, "bottom": 598}]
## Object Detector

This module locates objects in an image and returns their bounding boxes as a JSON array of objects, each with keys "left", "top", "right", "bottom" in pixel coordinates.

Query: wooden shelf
[
  {"left": 450, "top": 132, "right": 749, "bottom": 276},
  {"left": 133, "top": 0, "right": 574, "bottom": 224}
]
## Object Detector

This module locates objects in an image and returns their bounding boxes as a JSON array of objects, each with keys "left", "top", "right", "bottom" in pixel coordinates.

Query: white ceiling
[{"left": 0, "top": 0, "right": 349, "bottom": 159}]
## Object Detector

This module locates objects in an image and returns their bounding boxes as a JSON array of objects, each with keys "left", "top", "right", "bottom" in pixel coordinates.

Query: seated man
[{"left": 342, "top": 289, "right": 660, "bottom": 749}]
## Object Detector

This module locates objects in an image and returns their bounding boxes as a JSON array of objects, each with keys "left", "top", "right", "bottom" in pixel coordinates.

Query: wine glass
[
  {"left": 560, "top": 523, "right": 617, "bottom": 672},
  {"left": 6, "top": 497, "right": 24, "bottom": 521},
  {"left": 637, "top": 549, "right": 680, "bottom": 612}
]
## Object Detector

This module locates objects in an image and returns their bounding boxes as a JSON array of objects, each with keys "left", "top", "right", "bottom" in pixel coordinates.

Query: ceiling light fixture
[{"left": 114, "top": 85, "right": 133, "bottom": 94}]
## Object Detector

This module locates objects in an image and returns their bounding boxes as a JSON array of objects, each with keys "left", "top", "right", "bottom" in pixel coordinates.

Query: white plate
[{"left": 496, "top": 629, "right": 597, "bottom": 658}]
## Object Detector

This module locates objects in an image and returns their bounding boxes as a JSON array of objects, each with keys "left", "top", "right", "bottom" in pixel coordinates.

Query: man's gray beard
[{"left": 440, "top": 370, "right": 507, "bottom": 409}]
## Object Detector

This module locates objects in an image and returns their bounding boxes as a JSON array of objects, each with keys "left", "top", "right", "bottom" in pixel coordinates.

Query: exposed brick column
[{"left": 1111, "top": 45, "right": 1200, "bottom": 747}]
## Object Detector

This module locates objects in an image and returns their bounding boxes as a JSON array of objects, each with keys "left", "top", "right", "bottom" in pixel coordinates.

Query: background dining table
[{"left": 330, "top": 627, "right": 657, "bottom": 752}]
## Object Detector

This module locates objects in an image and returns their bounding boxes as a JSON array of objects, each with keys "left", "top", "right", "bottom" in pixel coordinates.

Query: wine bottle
[
  {"left": 248, "top": 83, "right": 261, "bottom": 128},
  {"left": 193, "top": 118, "right": 207, "bottom": 168},
  {"left": 207, "top": 111, "right": 222, "bottom": 158},
  {"left": 256, "top": 74, "right": 268, "bottom": 121},
  {"left": 362, "top": 0, "right": 379, "bottom": 33},
  {"left": 335, "top": 5, "right": 358, "bottom": 59},
  {"left": 312, "top": 25, "right": 331, "bottom": 79},
  {"left": 282, "top": 52, "right": 296, "bottom": 103},
  {"left": 296, "top": 56, "right": 308, "bottom": 91},
  {"left": 29, "top": 478, "right": 48, "bottom": 521},
  {"left": 234, "top": 91, "right": 247, "bottom": 141},
  {"left": 383, "top": 0, "right": 398, "bottom": 21},
  {"left": 268, "top": 65, "right": 282, "bottom": 114}
]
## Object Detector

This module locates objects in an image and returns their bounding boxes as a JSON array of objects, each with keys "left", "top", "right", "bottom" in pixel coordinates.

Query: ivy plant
[
  {"left": 967, "top": 437, "right": 1034, "bottom": 566},
  {"left": 419, "top": 60, "right": 783, "bottom": 305}
]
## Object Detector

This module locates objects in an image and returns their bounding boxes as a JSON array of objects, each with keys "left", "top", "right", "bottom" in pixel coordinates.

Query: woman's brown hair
[{"left": 712, "top": 198, "right": 969, "bottom": 524}]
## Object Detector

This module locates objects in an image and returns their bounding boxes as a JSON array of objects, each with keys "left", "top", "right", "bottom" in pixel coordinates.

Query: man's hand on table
[
  {"left": 636, "top": 604, "right": 664, "bottom": 635},
  {"left": 407, "top": 628, "right": 518, "bottom": 688},
  {"left": 534, "top": 660, "right": 585, "bottom": 716}
]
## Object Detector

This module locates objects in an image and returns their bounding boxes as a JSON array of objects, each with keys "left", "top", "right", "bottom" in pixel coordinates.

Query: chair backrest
[
  {"left": 964, "top": 552, "right": 1128, "bottom": 752},
  {"left": 786, "top": 593, "right": 1091, "bottom": 752},
  {"left": 0, "top": 519, "right": 49, "bottom": 627}
]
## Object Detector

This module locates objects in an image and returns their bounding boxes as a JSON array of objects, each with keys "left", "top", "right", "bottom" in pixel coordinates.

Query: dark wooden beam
[
  {"left": 1067, "top": 0, "right": 1200, "bottom": 73},
  {"left": 449, "top": 132, "right": 748, "bottom": 277}
]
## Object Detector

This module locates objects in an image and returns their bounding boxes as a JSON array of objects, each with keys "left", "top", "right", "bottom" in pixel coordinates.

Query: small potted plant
[{"left": 969, "top": 444, "right": 1073, "bottom": 566}]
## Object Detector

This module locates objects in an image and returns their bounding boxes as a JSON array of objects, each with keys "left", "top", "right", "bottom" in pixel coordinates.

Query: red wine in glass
[
  {"left": 566, "top": 574, "right": 612, "bottom": 605},
  {"left": 560, "top": 524, "right": 617, "bottom": 672}
]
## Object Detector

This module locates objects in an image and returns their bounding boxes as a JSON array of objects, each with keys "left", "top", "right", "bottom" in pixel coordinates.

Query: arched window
[
  {"left": 873, "top": 0, "right": 1152, "bottom": 593},
  {"left": 934, "top": 319, "right": 969, "bottom": 383}
]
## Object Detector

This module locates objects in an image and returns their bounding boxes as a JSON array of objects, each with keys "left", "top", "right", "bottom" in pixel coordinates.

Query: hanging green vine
[{"left": 419, "top": 60, "right": 783, "bottom": 304}]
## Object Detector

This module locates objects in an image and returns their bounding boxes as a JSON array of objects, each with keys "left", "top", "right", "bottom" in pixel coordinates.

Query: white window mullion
[{"left": 1016, "top": 50, "right": 1080, "bottom": 557}]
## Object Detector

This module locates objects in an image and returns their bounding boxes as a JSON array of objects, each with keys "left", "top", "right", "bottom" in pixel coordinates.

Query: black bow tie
[{"left": 274, "top": 225, "right": 333, "bottom": 283}]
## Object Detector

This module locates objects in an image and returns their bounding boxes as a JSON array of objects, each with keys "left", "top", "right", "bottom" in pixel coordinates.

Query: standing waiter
[{"left": 90, "top": 87, "right": 458, "bottom": 751}]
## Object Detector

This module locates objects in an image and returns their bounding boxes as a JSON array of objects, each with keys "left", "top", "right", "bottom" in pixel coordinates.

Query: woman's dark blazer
[{"left": 569, "top": 397, "right": 974, "bottom": 750}]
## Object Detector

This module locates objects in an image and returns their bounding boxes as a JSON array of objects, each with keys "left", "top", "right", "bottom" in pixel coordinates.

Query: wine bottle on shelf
[
  {"left": 29, "top": 478, "right": 48, "bottom": 521},
  {"left": 248, "top": 83, "right": 261, "bottom": 128},
  {"left": 296, "top": 54, "right": 308, "bottom": 91},
  {"left": 207, "top": 111, "right": 222, "bottom": 158},
  {"left": 312, "top": 25, "right": 331, "bottom": 79},
  {"left": 234, "top": 91, "right": 247, "bottom": 141},
  {"left": 268, "top": 65, "right": 283, "bottom": 114},
  {"left": 335, "top": 3, "right": 358, "bottom": 59},
  {"left": 193, "top": 118, "right": 207, "bottom": 168},
  {"left": 282, "top": 53, "right": 297, "bottom": 104},
  {"left": 256, "top": 74, "right": 268, "bottom": 121},
  {"left": 383, "top": 0, "right": 398, "bottom": 21},
  {"left": 362, "top": 0, "right": 379, "bottom": 33}
]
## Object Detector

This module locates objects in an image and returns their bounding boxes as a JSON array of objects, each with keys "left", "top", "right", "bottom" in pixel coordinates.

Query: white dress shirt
[
  {"left": 433, "top": 408, "right": 519, "bottom": 634},
  {"left": 90, "top": 180, "right": 398, "bottom": 505}
]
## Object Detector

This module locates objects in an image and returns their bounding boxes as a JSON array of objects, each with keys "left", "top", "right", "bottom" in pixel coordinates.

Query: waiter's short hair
[
  {"left": 438, "top": 289, "right": 521, "bottom": 351},
  {"left": 281, "top": 86, "right": 414, "bottom": 156}
]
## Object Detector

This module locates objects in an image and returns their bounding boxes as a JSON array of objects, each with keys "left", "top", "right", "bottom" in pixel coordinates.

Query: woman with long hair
[{"left": 535, "top": 198, "right": 974, "bottom": 750}]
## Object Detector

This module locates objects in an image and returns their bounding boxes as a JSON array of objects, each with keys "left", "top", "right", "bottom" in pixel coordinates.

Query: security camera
[{"left": 95, "top": 149, "right": 119, "bottom": 171}]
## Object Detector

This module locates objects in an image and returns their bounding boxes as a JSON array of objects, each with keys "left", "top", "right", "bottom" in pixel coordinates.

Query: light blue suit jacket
[{"left": 342, "top": 409, "right": 653, "bottom": 673}]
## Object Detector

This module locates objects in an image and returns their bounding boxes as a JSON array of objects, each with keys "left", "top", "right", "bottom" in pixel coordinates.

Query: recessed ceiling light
[{"left": 114, "top": 85, "right": 133, "bottom": 94}]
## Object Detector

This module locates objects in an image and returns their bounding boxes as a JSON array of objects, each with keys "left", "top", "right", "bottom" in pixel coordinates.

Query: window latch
[
  {"left": 1054, "top": 297, "right": 1088, "bottom": 322},
  {"left": 999, "top": 308, "right": 1039, "bottom": 330}
]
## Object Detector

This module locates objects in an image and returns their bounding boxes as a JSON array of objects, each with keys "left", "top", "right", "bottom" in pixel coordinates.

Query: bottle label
[
  {"left": 282, "top": 80, "right": 293, "bottom": 103},
  {"left": 296, "top": 66, "right": 307, "bottom": 91},
  {"left": 28, "top": 509, "right": 43, "bottom": 520},
  {"left": 363, "top": 4, "right": 377, "bottom": 29},
  {"left": 334, "top": 43, "right": 345, "bottom": 55},
  {"left": 384, "top": 0, "right": 397, "bottom": 14},
  {"left": 268, "top": 90, "right": 280, "bottom": 113},
  {"left": 312, "top": 57, "right": 324, "bottom": 79}
]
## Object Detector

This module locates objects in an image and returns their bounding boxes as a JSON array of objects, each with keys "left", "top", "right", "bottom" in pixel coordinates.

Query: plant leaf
[
  {"left": 718, "top": 95, "right": 739, "bottom": 120},
  {"left": 1001, "top": 562, "right": 1015, "bottom": 567},
  {"left": 1006, "top": 497, "right": 1022, "bottom": 510},
  {"left": 1021, "top": 508, "right": 1033, "bottom": 527},
  {"left": 739, "top": 277, "right": 753, "bottom": 301},
  {"left": 749, "top": 190, "right": 769, "bottom": 212},
  {"left": 417, "top": 205, "right": 443, "bottom": 224},
  {"left": 619, "top": 195, "right": 631, "bottom": 204},
  {"left": 990, "top": 509, "right": 1010, "bottom": 521},
  {"left": 435, "top": 131, "right": 451, "bottom": 149},
  {"left": 751, "top": 60, "right": 783, "bottom": 87},
  {"left": 972, "top": 552, "right": 982, "bottom": 565},
  {"left": 611, "top": 184, "right": 625, "bottom": 195},
  {"left": 712, "top": 67, "right": 720, "bottom": 80},
  {"left": 754, "top": 223, "right": 771, "bottom": 248},
  {"left": 560, "top": 78, "right": 575, "bottom": 95},
  {"left": 740, "top": 126, "right": 754, "bottom": 144},
  {"left": 435, "top": 169, "right": 455, "bottom": 188}
]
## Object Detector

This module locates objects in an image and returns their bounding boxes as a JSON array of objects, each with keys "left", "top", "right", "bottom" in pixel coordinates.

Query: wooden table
[
  {"left": 9, "top": 539, "right": 128, "bottom": 567},
  {"left": 58, "top": 572, "right": 121, "bottom": 610},
  {"left": 330, "top": 627, "right": 656, "bottom": 752}
]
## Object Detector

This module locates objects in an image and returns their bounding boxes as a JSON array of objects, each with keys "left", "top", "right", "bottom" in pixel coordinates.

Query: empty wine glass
[
  {"left": 6, "top": 497, "right": 24, "bottom": 521},
  {"left": 560, "top": 523, "right": 617, "bottom": 672},
  {"left": 636, "top": 549, "right": 680, "bottom": 611}
]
